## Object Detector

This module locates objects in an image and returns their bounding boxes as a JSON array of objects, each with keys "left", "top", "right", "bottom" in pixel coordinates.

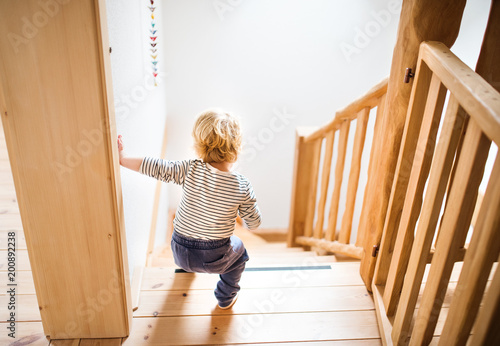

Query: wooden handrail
[
  {"left": 288, "top": 77, "right": 388, "bottom": 259},
  {"left": 304, "top": 77, "right": 388, "bottom": 143}
]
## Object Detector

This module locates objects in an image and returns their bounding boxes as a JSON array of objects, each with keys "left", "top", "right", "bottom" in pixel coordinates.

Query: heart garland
[{"left": 149, "top": 0, "right": 158, "bottom": 86}]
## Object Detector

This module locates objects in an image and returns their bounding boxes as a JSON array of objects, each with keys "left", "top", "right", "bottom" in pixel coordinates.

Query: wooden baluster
[
  {"left": 373, "top": 58, "right": 433, "bottom": 287},
  {"left": 469, "top": 253, "right": 500, "bottom": 346},
  {"left": 325, "top": 121, "right": 350, "bottom": 241},
  {"left": 338, "top": 108, "right": 369, "bottom": 244},
  {"left": 391, "top": 96, "right": 465, "bottom": 344},
  {"left": 287, "top": 128, "right": 322, "bottom": 247},
  {"left": 313, "top": 131, "right": 335, "bottom": 239},
  {"left": 382, "top": 73, "right": 447, "bottom": 315},
  {"left": 410, "top": 119, "right": 491, "bottom": 346},
  {"left": 439, "top": 155, "right": 500, "bottom": 345},
  {"left": 355, "top": 94, "right": 386, "bottom": 248},
  {"left": 302, "top": 137, "right": 323, "bottom": 239}
]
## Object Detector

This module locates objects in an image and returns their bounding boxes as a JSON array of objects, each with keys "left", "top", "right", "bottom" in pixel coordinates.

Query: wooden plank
[
  {"left": 245, "top": 341, "right": 382, "bottom": 346},
  {"left": 356, "top": 94, "right": 386, "bottom": 248},
  {"left": 469, "top": 256, "right": 500, "bottom": 346},
  {"left": 359, "top": 0, "right": 466, "bottom": 290},
  {"left": 0, "top": 0, "right": 132, "bottom": 338},
  {"left": 410, "top": 119, "right": 491, "bottom": 346},
  {"left": 79, "top": 339, "right": 122, "bottom": 346},
  {"left": 296, "top": 236, "right": 363, "bottom": 259},
  {"left": 0, "top": 321, "right": 47, "bottom": 345},
  {"left": 304, "top": 77, "right": 388, "bottom": 143},
  {"left": 421, "top": 42, "right": 500, "bottom": 144},
  {"left": 0, "top": 249, "right": 31, "bottom": 271},
  {"left": 141, "top": 263, "right": 365, "bottom": 291},
  {"left": 339, "top": 108, "right": 369, "bottom": 244},
  {"left": 135, "top": 285, "right": 375, "bottom": 317},
  {"left": 0, "top": 229, "right": 27, "bottom": 250},
  {"left": 313, "top": 131, "right": 335, "bottom": 238},
  {"left": 439, "top": 156, "right": 500, "bottom": 345},
  {"left": 382, "top": 74, "right": 448, "bottom": 316},
  {"left": 122, "top": 311, "right": 380, "bottom": 345},
  {"left": 325, "top": 121, "right": 350, "bottom": 241},
  {"left": 304, "top": 139, "right": 323, "bottom": 238},
  {"left": 373, "top": 59, "right": 433, "bottom": 288},
  {"left": 0, "top": 293, "right": 41, "bottom": 322},
  {"left": 287, "top": 127, "right": 320, "bottom": 247},
  {"left": 50, "top": 339, "right": 81, "bottom": 346}
]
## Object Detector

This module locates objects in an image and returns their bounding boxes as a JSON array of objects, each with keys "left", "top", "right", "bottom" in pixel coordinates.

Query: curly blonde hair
[{"left": 192, "top": 109, "right": 242, "bottom": 163}]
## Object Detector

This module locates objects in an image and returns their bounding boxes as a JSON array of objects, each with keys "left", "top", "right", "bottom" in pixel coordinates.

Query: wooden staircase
[{"left": 122, "top": 227, "right": 382, "bottom": 345}]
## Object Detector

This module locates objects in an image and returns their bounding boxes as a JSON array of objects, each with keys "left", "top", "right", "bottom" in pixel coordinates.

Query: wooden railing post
[
  {"left": 359, "top": 0, "right": 467, "bottom": 291},
  {"left": 287, "top": 127, "right": 321, "bottom": 247}
]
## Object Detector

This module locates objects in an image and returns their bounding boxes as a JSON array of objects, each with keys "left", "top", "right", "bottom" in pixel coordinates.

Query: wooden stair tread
[
  {"left": 122, "top": 311, "right": 381, "bottom": 345},
  {"left": 134, "top": 285, "right": 375, "bottom": 317},
  {"left": 141, "top": 263, "right": 365, "bottom": 290}
]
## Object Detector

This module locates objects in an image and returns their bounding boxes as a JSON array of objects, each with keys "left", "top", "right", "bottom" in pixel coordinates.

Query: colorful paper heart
[
  {"left": 150, "top": 37, "right": 157, "bottom": 41},
  {"left": 151, "top": 43, "right": 157, "bottom": 47},
  {"left": 153, "top": 72, "right": 158, "bottom": 77},
  {"left": 151, "top": 55, "right": 157, "bottom": 59}
]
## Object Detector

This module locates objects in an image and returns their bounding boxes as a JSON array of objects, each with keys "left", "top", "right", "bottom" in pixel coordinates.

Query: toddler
[{"left": 117, "top": 109, "right": 262, "bottom": 309}]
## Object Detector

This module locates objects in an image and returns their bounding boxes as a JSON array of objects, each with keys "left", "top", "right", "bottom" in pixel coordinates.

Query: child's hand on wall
[{"left": 117, "top": 135, "right": 125, "bottom": 165}]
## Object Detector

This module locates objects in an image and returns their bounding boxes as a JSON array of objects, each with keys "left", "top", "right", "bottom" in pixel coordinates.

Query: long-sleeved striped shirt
[{"left": 140, "top": 157, "right": 262, "bottom": 239}]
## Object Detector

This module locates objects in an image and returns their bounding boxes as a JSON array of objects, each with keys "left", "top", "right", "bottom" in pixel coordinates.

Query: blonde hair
[{"left": 192, "top": 109, "right": 242, "bottom": 163}]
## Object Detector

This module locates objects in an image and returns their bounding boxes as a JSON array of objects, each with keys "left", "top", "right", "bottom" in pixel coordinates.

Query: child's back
[{"left": 118, "top": 109, "right": 261, "bottom": 309}]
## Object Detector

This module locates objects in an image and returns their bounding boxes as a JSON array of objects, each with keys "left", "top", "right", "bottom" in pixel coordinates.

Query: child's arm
[
  {"left": 117, "top": 135, "right": 144, "bottom": 172},
  {"left": 238, "top": 181, "right": 262, "bottom": 230}
]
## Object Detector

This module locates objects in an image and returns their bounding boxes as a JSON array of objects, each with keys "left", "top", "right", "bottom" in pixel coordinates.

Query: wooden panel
[
  {"left": 288, "top": 127, "right": 320, "bottom": 247},
  {"left": 313, "top": 131, "right": 335, "bottom": 238},
  {"left": 50, "top": 339, "right": 81, "bottom": 346},
  {"left": 304, "top": 139, "right": 323, "bottom": 238},
  {"left": 391, "top": 96, "right": 466, "bottom": 344},
  {"left": 0, "top": 0, "right": 131, "bottom": 338},
  {"left": 439, "top": 156, "right": 500, "bottom": 345},
  {"left": 410, "top": 120, "right": 491, "bottom": 345},
  {"left": 373, "top": 59, "right": 433, "bottom": 287},
  {"left": 50, "top": 339, "right": 80, "bottom": 346},
  {"left": 123, "top": 311, "right": 380, "bottom": 345},
  {"left": 325, "top": 121, "right": 350, "bottom": 241},
  {"left": 135, "top": 286, "right": 375, "bottom": 317},
  {"left": 359, "top": 0, "right": 466, "bottom": 290},
  {"left": 338, "top": 108, "right": 369, "bottom": 244},
  {"left": 79, "top": 339, "right": 122, "bottom": 346},
  {"left": 382, "top": 73, "right": 447, "bottom": 315}
]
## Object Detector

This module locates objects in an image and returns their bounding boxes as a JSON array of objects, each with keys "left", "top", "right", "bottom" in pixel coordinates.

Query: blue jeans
[{"left": 171, "top": 231, "right": 250, "bottom": 307}]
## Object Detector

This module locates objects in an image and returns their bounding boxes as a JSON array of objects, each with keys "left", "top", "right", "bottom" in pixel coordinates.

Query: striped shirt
[{"left": 140, "top": 157, "right": 262, "bottom": 239}]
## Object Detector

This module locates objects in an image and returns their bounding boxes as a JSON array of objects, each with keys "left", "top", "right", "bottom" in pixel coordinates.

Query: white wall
[
  {"left": 105, "top": 0, "right": 169, "bottom": 276},
  {"left": 160, "top": 0, "right": 491, "bottom": 230}
]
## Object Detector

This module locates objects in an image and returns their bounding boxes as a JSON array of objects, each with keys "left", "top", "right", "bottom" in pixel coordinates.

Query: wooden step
[
  {"left": 141, "top": 263, "right": 365, "bottom": 291},
  {"left": 134, "top": 285, "right": 375, "bottom": 318},
  {"left": 122, "top": 311, "right": 381, "bottom": 345}
]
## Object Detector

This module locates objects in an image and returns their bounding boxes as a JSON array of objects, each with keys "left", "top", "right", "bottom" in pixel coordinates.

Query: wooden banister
[
  {"left": 372, "top": 41, "right": 500, "bottom": 346},
  {"left": 288, "top": 79, "right": 388, "bottom": 258}
]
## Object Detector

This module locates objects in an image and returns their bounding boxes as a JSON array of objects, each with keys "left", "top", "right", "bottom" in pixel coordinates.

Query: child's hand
[{"left": 117, "top": 135, "right": 125, "bottom": 164}]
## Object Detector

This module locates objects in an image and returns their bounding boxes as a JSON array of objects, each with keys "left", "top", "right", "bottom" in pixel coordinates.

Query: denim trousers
[{"left": 171, "top": 230, "right": 250, "bottom": 306}]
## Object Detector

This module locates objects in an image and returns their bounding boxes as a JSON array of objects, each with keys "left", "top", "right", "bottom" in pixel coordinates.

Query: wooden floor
[
  {"left": 0, "top": 120, "right": 383, "bottom": 345},
  {"left": 0, "top": 120, "right": 480, "bottom": 345}
]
